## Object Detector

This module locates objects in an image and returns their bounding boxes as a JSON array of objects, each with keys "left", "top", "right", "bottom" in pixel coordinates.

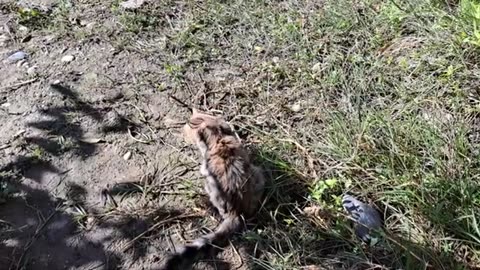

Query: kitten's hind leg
[
  {"left": 205, "top": 175, "right": 228, "bottom": 218},
  {"left": 200, "top": 159, "right": 209, "bottom": 176}
]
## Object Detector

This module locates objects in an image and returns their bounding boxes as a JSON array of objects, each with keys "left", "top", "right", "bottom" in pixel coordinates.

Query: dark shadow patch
[
  {"left": 0, "top": 182, "right": 122, "bottom": 270},
  {"left": 2, "top": 155, "right": 59, "bottom": 183},
  {"left": 65, "top": 182, "right": 88, "bottom": 207},
  {"left": 97, "top": 207, "right": 187, "bottom": 263},
  {"left": 50, "top": 84, "right": 103, "bottom": 122},
  {"left": 25, "top": 137, "right": 63, "bottom": 155},
  {"left": 24, "top": 83, "right": 131, "bottom": 161}
]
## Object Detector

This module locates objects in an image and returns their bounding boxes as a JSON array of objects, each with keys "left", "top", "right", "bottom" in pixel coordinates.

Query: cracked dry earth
[{"left": 0, "top": 1, "right": 251, "bottom": 269}]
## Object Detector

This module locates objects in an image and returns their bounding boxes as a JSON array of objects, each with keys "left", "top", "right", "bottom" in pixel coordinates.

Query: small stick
[
  {"left": 0, "top": 78, "right": 38, "bottom": 93},
  {"left": 168, "top": 94, "right": 193, "bottom": 112},
  {"left": 0, "top": 144, "right": 10, "bottom": 150}
]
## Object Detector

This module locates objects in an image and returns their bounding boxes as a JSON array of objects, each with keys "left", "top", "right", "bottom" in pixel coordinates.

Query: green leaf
[{"left": 325, "top": 178, "right": 338, "bottom": 187}]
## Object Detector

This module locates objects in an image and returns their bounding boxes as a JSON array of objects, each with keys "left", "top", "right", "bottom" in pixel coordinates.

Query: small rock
[
  {"left": 7, "top": 51, "right": 28, "bottom": 63},
  {"left": 0, "top": 35, "right": 10, "bottom": 47},
  {"left": 18, "top": 25, "right": 28, "bottom": 32},
  {"left": 120, "top": 0, "right": 146, "bottom": 9},
  {"left": 27, "top": 66, "right": 38, "bottom": 75},
  {"left": 254, "top": 46, "right": 264, "bottom": 53},
  {"left": 123, "top": 151, "right": 132, "bottom": 160},
  {"left": 61, "top": 55, "right": 75, "bottom": 63},
  {"left": 52, "top": 79, "right": 61, "bottom": 85},
  {"left": 290, "top": 103, "right": 301, "bottom": 112}
]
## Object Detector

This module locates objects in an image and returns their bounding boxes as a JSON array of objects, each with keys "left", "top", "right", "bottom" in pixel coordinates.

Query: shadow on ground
[
  {"left": 0, "top": 84, "right": 152, "bottom": 270},
  {"left": 24, "top": 84, "right": 130, "bottom": 160}
]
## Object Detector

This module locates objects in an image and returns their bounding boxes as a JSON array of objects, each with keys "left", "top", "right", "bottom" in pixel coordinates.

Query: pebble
[
  {"left": 290, "top": 103, "right": 301, "bottom": 112},
  {"left": 61, "top": 55, "right": 75, "bottom": 63},
  {"left": 27, "top": 66, "right": 38, "bottom": 75},
  {"left": 7, "top": 51, "right": 28, "bottom": 63},
  {"left": 18, "top": 26, "right": 28, "bottom": 32},
  {"left": 120, "top": 0, "right": 146, "bottom": 9},
  {"left": 52, "top": 79, "right": 61, "bottom": 85},
  {"left": 123, "top": 151, "right": 132, "bottom": 160}
]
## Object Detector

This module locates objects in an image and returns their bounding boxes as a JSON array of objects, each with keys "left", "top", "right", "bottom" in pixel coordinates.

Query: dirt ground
[{"left": 0, "top": 1, "right": 254, "bottom": 269}]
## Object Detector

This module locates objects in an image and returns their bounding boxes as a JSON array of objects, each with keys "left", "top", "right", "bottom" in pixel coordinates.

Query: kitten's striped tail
[{"left": 159, "top": 215, "right": 242, "bottom": 270}]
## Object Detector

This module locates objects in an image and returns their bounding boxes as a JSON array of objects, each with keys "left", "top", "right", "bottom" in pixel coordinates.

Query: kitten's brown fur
[{"left": 161, "top": 110, "right": 265, "bottom": 270}]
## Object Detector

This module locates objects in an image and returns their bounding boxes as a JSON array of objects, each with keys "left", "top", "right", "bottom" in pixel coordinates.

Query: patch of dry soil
[{"left": 0, "top": 1, "right": 252, "bottom": 269}]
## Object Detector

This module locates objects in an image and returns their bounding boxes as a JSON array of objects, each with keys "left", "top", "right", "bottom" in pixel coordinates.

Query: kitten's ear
[
  {"left": 188, "top": 115, "right": 204, "bottom": 128},
  {"left": 219, "top": 122, "right": 234, "bottom": 136},
  {"left": 196, "top": 125, "right": 211, "bottom": 145}
]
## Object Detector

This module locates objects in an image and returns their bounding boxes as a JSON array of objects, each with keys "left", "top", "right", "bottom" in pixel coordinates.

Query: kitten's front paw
[{"left": 200, "top": 163, "right": 209, "bottom": 176}]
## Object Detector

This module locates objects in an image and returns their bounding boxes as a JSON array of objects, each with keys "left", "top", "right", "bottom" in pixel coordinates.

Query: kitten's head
[{"left": 183, "top": 109, "right": 236, "bottom": 148}]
